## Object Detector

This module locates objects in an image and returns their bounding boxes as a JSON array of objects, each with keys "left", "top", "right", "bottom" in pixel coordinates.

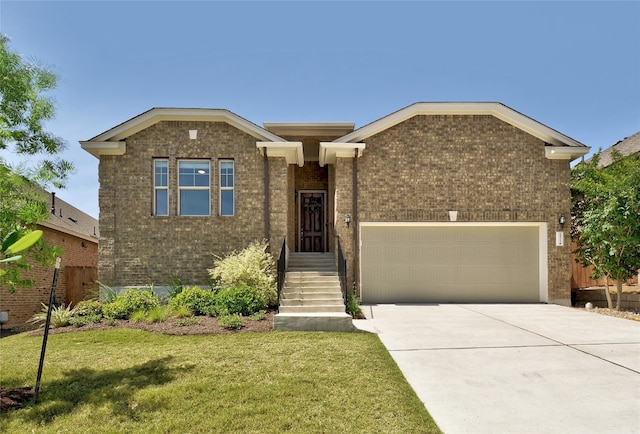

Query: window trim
[
  {"left": 219, "top": 159, "right": 234, "bottom": 217},
  {"left": 178, "top": 159, "right": 211, "bottom": 217},
  {"left": 153, "top": 159, "right": 169, "bottom": 216}
]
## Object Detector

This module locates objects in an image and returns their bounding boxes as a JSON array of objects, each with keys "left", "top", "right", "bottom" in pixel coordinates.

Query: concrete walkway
[{"left": 355, "top": 304, "right": 640, "bottom": 434}]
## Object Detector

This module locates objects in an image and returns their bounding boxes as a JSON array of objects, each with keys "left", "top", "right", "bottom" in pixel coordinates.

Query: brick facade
[
  {"left": 355, "top": 115, "right": 572, "bottom": 303},
  {"left": 0, "top": 226, "right": 98, "bottom": 330},
  {"left": 98, "top": 121, "right": 267, "bottom": 287},
  {"left": 86, "top": 105, "right": 581, "bottom": 305}
]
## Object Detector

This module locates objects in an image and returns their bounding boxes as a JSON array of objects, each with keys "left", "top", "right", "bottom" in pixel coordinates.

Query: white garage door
[{"left": 360, "top": 224, "right": 544, "bottom": 303}]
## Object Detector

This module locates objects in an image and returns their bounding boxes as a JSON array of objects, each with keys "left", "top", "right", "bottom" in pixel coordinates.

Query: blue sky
[{"left": 1, "top": 1, "right": 639, "bottom": 219}]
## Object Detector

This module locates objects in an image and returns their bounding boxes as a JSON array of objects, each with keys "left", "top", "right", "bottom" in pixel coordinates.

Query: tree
[
  {"left": 0, "top": 35, "right": 72, "bottom": 290},
  {"left": 571, "top": 150, "right": 640, "bottom": 310}
]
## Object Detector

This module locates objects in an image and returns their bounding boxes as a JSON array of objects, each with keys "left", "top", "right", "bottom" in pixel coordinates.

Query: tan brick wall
[
  {"left": 333, "top": 157, "right": 356, "bottom": 290},
  {"left": 353, "top": 114, "right": 572, "bottom": 303},
  {"left": 268, "top": 157, "right": 288, "bottom": 255},
  {"left": 0, "top": 227, "right": 98, "bottom": 330},
  {"left": 98, "top": 121, "right": 266, "bottom": 287}
]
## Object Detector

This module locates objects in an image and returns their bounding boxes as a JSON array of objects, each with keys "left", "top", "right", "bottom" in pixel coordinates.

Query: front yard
[{"left": 0, "top": 329, "right": 440, "bottom": 433}]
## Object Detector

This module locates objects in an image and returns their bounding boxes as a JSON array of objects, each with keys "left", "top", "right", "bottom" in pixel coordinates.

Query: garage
[{"left": 360, "top": 223, "right": 547, "bottom": 303}]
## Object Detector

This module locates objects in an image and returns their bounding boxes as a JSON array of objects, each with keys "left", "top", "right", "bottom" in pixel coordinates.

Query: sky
[{"left": 1, "top": 0, "right": 639, "bottom": 219}]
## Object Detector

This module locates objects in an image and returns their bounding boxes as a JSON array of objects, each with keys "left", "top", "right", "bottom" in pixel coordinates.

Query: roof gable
[
  {"left": 81, "top": 108, "right": 285, "bottom": 158},
  {"left": 334, "top": 102, "right": 587, "bottom": 150}
]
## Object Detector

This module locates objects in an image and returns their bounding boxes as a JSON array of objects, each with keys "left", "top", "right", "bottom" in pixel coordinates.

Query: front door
[{"left": 299, "top": 191, "right": 326, "bottom": 252}]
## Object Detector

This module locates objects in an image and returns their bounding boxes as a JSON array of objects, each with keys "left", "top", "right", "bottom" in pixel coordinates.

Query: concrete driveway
[{"left": 355, "top": 304, "right": 640, "bottom": 434}]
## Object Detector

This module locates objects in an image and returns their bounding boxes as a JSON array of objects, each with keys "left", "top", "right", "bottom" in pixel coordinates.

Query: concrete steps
[{"left": 274, "top": 253, "right": 353, "bottom": 332}]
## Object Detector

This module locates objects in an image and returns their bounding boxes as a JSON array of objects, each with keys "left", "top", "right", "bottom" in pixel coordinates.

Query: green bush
[
  {"left": 346, "top": 293, "right": 365, "bottom": 319},
  {"left": 249, "top": 310, "right": 266, "bottom": 321},
  {"left": 215, "top": 285, "right": 267, "bottom": 316},
  {"left": 171, "top": 304, "right": 194, "bottom": 318},
  {"left": 75, "top": 300, "right": 104, "bottom": 317},
  {"left": 130, "top": 310, "right": 147, "bottom": 323},
  {"left": 70, "top": 314, "right": 102, "bottom": 327},
  {"left": 28, "top": 303, "right": 76, "bottom": 328},
  {"left": 102, "top": 288, "right": 160, "bottom": 319},
  {"left": 218, "top": 314, "right": 243, "bottom": 330},
  {"left": 147, "top": 305, "right": 168, "bottom": 323},
  {"left": 177, "top": 316, "right": 200, "bottom": 327},
  {"left": 168, "top": 286, "right": 216, "bottom": 316},
  {"left": 208, "top": 239, "right": 277, "bottom": 307}
]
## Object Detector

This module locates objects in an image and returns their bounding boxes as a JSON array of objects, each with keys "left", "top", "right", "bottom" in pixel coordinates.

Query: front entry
[{"left": 299, "top": 191, "right": 326, "bottom": 252}]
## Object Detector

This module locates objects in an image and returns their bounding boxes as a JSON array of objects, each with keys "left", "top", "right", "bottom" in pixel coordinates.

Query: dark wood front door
[{"left": 300, "top": 192, "right": 326, "bottom": 252}]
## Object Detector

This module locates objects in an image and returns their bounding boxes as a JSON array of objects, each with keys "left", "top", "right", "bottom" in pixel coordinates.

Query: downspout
[
  {"left": 353, "top": 148, "right": 359, "bottom": 295},
  {"left": 264, "top": 153, "right": 270, "bottom": 242}
]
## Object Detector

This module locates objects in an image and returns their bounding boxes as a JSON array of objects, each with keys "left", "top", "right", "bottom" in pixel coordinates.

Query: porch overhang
[
  {"left": 544, "top": 146, "right": 590, "bottom": 161},
  {"left": 256, "top": 141, "right": 304, "bottom": 166},
  {"left": 319, "top": 142, "right": 366, "bottom": 167}
]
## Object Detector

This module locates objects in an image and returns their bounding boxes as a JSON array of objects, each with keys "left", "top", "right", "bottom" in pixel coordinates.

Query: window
[
  {"left": 220, "top": 160, "right": 234, "bottom": 216},
  {"left": 178, "top": 160, "right": 210, "bottom": 216},
  {"left": 154, "top": 160, "right": 168, "bottom": 216}
]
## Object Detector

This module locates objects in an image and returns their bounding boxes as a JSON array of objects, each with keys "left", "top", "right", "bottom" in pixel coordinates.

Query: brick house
[
  {"left": 0, "top": 193, "right": 99, "bottom": 330},
  {"left": 81, "top": 102, "right": 588, "bottom": 311}
]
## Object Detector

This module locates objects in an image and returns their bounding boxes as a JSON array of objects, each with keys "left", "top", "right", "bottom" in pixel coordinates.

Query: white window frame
[
  {"left": 153, "top": 159, "right": 169, "bottom": 216},
  {"left": 219, "top": 160, "right": 234, "bottom": 217},
  {"left": 178, "top": 159, "right": 211, "bottom": 216}
]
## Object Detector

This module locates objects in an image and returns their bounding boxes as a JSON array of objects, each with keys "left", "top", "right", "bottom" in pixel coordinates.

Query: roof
[
  {"left": 597, "top": 131, "right": 640, "bottom": 167},
  {"left": 81, "top": 108, "right": 286, "bottom": 158},
  {"left": 334, "top": 102, "right": 589, "bottom": 159},
  {"left": 39, "top": 192, "right": 99, "bottom": 243}
]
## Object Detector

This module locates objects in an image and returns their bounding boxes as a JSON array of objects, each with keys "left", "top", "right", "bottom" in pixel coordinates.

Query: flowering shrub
[{"left": 208, "top": 240, "right": 277, "bottom": 306}]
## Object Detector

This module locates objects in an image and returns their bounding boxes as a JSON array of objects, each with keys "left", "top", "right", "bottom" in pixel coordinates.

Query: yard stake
[{"left": 34, "top": 256, "right": 61, "bottom": 404}]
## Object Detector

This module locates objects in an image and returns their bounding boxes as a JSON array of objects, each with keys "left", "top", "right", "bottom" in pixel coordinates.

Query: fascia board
[
  {"left": 319, "top": 142, "right": 366, "bottom": 166},
  {"left": 80, "top": 141, "right": 126, "bottom": 158},
  {"left": 545, "top": 146, "right": 590, "bottom": 160},
  {"left": 90, "top": 108, "right": 285, "bottom": 143},
  {"left": 256, "top": 142, "right": 304, "bottom": 166},
  {"left": 335, "top": 102, "right": 587, "bottom": 149},
  {"left": 38, "top": 221, "right": 99, "bottom": 243}
]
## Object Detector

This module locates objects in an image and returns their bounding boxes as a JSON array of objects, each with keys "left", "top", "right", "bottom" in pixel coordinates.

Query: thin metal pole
[{"left": 34, "top": 257, "right": 61, "bottom": 404}]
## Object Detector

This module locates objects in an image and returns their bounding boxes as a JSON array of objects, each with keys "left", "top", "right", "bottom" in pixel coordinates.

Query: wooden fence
[{"left": 571, "top": 242, "right": 639, "bottom": 289}]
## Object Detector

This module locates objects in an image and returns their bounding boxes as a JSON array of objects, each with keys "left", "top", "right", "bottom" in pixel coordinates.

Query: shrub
[
  {"left": 346, "top": 293, "right": 365, "bottom": 319},
  {"left": 146, "top": 305, "right": 168, "bottom": 323},
  {"left": 215, "top": 285, "right": 267, "bottom": 316},
  {"left": 97, "top": 281, "right": 118, "bottom": 303},
  {"left": 102, "top": 288, "right": 160, "bottom": 319},
  {"left": 70, "top": 314, "right": 102, "bottom": 327},
  {"left": 218, "top": 314, "right": 243, "bottom": 330},
  {"left": 208, "top": 239, "right": 277, "bottom": 307},
  {"left": 168, "top": 275, "right": 184, "bottom": 299},
  {"left": 28, "top": 303, "right": 76, "bottom": 328},
  {"left": 171, "top": 304, "right": 194, "bottom": 318},
  {"left": 249, "top": 310, "right": 266, "bottom": 321},
  {"left": 177, "top": 317, "right": 200, "bottom": 327},
  {"left": 130, "top": 310, "right": 147, "bottom": 323},
  {"left": 75, "top": 300, "right": 104, "bottom": 317},
  {"left": 168, "top": 286, "right": 216, "bottom": 316}
]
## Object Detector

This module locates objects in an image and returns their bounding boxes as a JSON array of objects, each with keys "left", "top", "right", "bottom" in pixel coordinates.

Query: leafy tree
[
  {"left": 571, "top": 150, "right": 640, "bottom": 310},
  {"left": 0, "top": 35, "right": 72, "bottom": 290}
]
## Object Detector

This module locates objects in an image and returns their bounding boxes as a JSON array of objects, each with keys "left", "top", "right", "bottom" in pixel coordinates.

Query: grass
[{"left": 0, "top": 330, "right": 440, "bottom": 433}]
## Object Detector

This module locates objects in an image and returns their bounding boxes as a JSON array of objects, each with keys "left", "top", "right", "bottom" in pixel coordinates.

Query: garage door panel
[{"left": 361, "top": 225, "right": 540, "bottom": 303}]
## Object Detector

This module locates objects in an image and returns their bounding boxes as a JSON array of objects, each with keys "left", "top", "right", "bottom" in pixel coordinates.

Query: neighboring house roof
[
  {"left": 596, "top": 131, "right": 640, "bottom": 167},
  {"left": 334, "top": 102, "right": 589, "bottom": 160},
  {"left": 81, "top": 108, "right": 286, "bottom": 157},
  {"left": 39, "top": 192, "right": 99, "bottom": 243}
]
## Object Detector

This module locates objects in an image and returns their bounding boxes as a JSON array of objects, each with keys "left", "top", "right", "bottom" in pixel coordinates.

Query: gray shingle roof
[
  {"left": 40, "top": 192, "right": 99, "bottom": 243},
  {"left": 598, "top": 131, "right": 640, "bottom": 167}
]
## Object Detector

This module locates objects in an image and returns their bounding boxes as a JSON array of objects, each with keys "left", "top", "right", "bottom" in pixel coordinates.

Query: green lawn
[{"left": 0, "top": 329, "right": 440, "bottom": 433}]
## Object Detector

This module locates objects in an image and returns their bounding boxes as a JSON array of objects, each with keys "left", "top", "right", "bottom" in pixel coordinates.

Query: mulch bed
[{"left": 1, "top": 311, "right": 275, "bottom": 413}]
